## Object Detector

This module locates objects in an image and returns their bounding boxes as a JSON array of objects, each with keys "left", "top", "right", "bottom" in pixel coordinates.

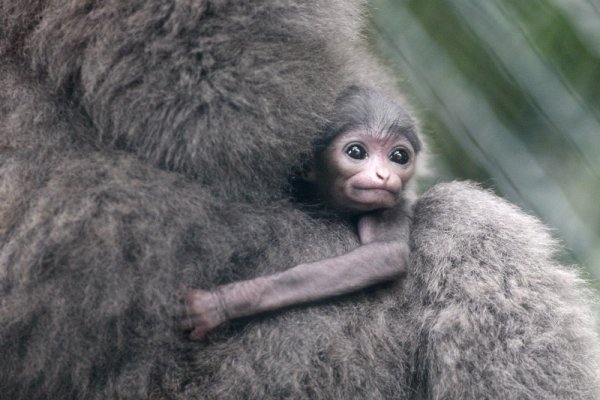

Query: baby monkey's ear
[{"left": 301, "top": 162, "right": 317, "bottom": 183}]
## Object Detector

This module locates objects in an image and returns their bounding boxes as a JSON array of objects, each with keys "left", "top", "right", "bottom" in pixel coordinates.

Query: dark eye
[
  {"left": 345, "top": 144, "right": 367, "bottom": 160},
  {"left": 390, "top": 148, "right": 410, "bottom": 165}
]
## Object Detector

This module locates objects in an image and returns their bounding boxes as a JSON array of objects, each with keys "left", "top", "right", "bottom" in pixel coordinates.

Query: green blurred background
[{"left": 368, "top": 0, "right": 600, "bottom": 292}]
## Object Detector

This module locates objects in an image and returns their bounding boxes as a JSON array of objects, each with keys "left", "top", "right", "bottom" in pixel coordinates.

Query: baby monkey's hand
[{"left": 181, "top": 289, "right": 228, "bottom": 341}]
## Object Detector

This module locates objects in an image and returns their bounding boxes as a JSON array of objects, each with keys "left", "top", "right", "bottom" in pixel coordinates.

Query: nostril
[{"left": 376, "top": 169, "right": 390, "bottom": 180}]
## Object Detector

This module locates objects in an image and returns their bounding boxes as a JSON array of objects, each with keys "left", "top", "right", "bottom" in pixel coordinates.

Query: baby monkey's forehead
[
  {"left": 325, "top": 85, "right": 422, "bottom": 153},
  {"left": 380, "top": 123, "right": 421, "bottom": 153},
  {"left": 358, "top": 103, "right": 421, "bottom": 153},
  {"left": 333, "top": 129, "right": 415, "bottom": 148}
]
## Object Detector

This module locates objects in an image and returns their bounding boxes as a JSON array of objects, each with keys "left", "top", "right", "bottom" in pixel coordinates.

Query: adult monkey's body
[
  {"left": 183, "top": 87, "right": 420, "bottom": 340},
  {"left": 1, "top": 1, "right": 599, "bottom": 399}
]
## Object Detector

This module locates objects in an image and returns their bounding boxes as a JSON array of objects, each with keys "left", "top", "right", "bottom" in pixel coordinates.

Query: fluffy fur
[{"left": 0, "top": 1, "right": 599, "bottom": 399}]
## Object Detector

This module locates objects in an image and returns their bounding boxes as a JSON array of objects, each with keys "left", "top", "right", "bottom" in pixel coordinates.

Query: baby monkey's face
[{"left": 312, "top": 130, "right": 416, "bottom": 213}]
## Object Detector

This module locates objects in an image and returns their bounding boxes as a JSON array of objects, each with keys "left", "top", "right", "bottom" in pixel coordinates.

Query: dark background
[{"left": 368, "top": 0, "right": 600, "bottom": 293}]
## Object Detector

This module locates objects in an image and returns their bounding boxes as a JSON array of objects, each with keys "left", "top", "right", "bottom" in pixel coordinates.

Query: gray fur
[
  {"left": 0, "top": 1, "right": 599, "bottom": 399},
  {"left": 318, "top": 85, "right": 421, "bottom": 153}
]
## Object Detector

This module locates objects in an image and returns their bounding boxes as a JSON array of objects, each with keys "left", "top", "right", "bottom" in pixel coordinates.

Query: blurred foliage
[{"left": 368, "top": 0, "right": 600, "bottom": 291}]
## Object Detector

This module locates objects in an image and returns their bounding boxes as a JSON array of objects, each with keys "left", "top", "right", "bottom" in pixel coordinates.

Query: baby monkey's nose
[{"left": 375, "top": 166, "right": 390, "bottom": 181}]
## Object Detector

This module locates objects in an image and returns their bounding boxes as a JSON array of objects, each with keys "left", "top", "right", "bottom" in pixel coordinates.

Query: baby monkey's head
[{"left": 305, "top": 86, "right": 421, "bottom": 214}]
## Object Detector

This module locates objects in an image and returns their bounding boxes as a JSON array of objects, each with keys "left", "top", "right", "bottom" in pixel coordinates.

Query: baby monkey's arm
[
  {"left": 182, "top": 239, "right": 408, "bottom": 340},
  {"left": 181, "top": 84, "right": 418, "bottom": 340}
]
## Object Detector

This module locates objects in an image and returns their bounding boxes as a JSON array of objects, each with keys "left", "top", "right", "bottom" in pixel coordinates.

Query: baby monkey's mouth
[
  {"left": 351, "top": 184, "right": 399, "bottom": 196},
  {"left": 347, "top": 186, "right": 400, "bottom": 209}
]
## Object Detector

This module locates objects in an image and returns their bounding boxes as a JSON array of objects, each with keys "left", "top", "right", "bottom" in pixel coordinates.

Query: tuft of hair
[{"left": 318, "top": 85, "right": 421, "bottom": 154}]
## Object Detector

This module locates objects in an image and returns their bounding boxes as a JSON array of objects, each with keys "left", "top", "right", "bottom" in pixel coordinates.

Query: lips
[
  {"left": 351, "top": 184, "right": 397, "bottom": 195},
  {"left": 348, "top": 186, "right": 399, "bottom": 205},
  {"left": 350, "top": 177, "right": 401, "bottom": 194},
  {"left": 352, "top": 185, "right": 392, "bottom": 192}
]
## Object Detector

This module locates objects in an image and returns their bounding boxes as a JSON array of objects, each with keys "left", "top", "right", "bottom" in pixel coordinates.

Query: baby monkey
[{"left": 182, "top": 86, "right": 421, "bottom": 340}]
